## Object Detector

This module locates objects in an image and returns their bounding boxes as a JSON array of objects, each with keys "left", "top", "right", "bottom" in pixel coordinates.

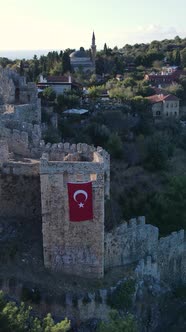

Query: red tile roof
[
  {"left": 46, "top": 76, "right": 71, "bottom": 83},
  {"left": 146, "top": 70, "right": 186, "bottom": 83},
  {"left": 147, "top": 94, "right": 179, "bottom": 103},
  {"left": 147, "top": 95, "right": 165, "bottom": 103},
  {"left": 163, "top": 94, "right": 179, "bottom": 101}
]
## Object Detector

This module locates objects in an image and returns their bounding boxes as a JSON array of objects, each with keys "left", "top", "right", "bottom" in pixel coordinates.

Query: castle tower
[
  {"left": 91, "top": 31, "right": 96, "bottom": 68},
  {"left": 40, "top": 144, "right": 110, "bottom": 278}
]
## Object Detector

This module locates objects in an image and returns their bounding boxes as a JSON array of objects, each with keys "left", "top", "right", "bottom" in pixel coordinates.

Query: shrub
[
  {"left": 21, "top": 286, "right": 41, "bottom": 304},
  {"left": 106, "top": 133, "right": 123, "bottom": 159},
  {"left": 147, "top": 175, "right": 186, "bottom": 234},
  {"left": 144, "top": 133, "right": 174, "bottom": 171},
  {"left": 43, "top": 128, "right": 61, "bottom": 143},
  {"left": 85, "top": 123, "right": 111, "bottom": 147},
  {"left": 42, "top": 87, "right": 56, "bottom": 102},
  {"left": 107, "top": 280, "right": 135, "bottom": 310},
  {"left": 97, "top": 310, "right": 137, "bottom": 332},
  {"left": 0, "top": 291, "right": 70, "bottom": 332}
]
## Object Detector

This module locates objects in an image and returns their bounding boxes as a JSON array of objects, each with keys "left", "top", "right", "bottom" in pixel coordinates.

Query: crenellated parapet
[
  {"left": 105, "top": 217, "right": 185, "bottom": 285},
  {"left": 0, "top": 68, "right": 41, "bottom": 127},
  {"left": 40, "top": 144, "right": 110, "bottom": 278},
  {"left": 104, "top": 216, "right": 159, "bottom": 269},
  {"left": 135, "top": 256, "right": 160, "bottom": 281},
  {"left": 158, "top": 229, "right": 185, "bottom": 284},
  {"left": 0, "top": 122, "right": 42, "bottom": 156}
]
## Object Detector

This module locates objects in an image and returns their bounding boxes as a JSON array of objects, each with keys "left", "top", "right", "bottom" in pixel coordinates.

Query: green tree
[
  {"left": 180, "top": 47, "right": 186, "bottom": 67},
  {"left": 166, "top": 83, "right": 184, "bottom": 101},
  {"left": 107, "top": 280, "right": 135, "bottom": 310},
  {"left": 32, "top": 54, "right": 40, "bottom": 81},
  {"left": 123, "top": 77, "right": 137, "bottom": 88},
  {"left": 97, "top": 311, "right": 137, "bottom": 332},
  {"left": 0, "top": 291, "right": 70, "bottom": 332},
  {"left": 19, "top": 60, "right": 24, "bottom": 76},
  {"left": 85, "top": 123, "right": 110, "bottom": 146},
  {"left": 148, "top": 176, "right": 186, "bottom": 234},
  {"left": 145, "top": 133, "right": 174, "bottom": 171},
  {"left": 131, "top": 96, "right": 150, "bottom": 113},
  {"left": 87, "top": 85, "right": 104, "bottom": 99},
  {"left": 62, "top": 52, "right": 71, "bottom": 73},
  {"left": 43, "top": 314, "right": 70, "bottom": 332},
  {"left": 106, "top": 133, "right": 123, "bottom": 158},
  {"left": 42, "top": 87, "right": 56, "bottom": 102},
  {"left": 57, "top": 92, "right": 80, "bottom": 112},
  {"left": 173, "top": 49, "right": 181, "bottom": 66}
]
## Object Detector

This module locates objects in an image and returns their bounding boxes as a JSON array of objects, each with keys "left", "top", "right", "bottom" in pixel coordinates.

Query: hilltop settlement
[{"left": 0, "top": 34, "right": 186, "bottom": 332}]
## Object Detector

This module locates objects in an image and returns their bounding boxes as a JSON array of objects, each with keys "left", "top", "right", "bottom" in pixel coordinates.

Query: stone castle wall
[
  {"left": 0, "top": 122, "right": 185, "bottom": 282},
  {"left": 0, "top": 276, "right": 131, "bottom": 322},
  {"left": 0, "top": 172, "right": 41, "bottom": 221},
  {"left": 158, "top": 230, "right": 186, "bottom": 284},
  {"left": 0, "top": 139, "right": 41, "bottom": 220},
  {"left": 0, "top": 136, "right": 110, "bottom": 202},
  {"left": 0, "top": 68, "right": 15, "bottom": 104},
  {"left": 0, "top": 141, "right": 9, "bottom": 165},
  {"left": 40, "top": 151, "right": 106, "bottom": 278},
  {"left": 0, "top": 125, "right": 41, "bottom": 156},
  {"left": 0, "top": 67, "right": 41, "bottom": 125},
  {"left": 0, "top": 129, "right": 110, "bottom": 189},
  {"left": 104, "top": 217, "right": 159, "bottom": 268},
  {"left": 105, "top": 217, "right": 185, "bottom": 285},
  {"left": 0, "top": 101, "right": 41, "bottom": 125}
]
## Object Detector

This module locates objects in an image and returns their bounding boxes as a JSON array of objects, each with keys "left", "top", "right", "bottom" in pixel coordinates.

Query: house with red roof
[
  {"left": 144, "top": 69, "right": 186, "bottom": 87},
  {"left": 146, "top": 93, "right": 180, "bottom": 118},
  {"left": 37, "top": 74, "right": 81, "bottom": 95}
]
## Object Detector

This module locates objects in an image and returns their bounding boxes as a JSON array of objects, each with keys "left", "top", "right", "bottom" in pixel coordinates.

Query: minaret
[{"left": 91, "top": 31, "right": 96, "bottom": 69}]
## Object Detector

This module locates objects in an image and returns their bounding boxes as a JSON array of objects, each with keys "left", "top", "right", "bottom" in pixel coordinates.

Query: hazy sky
[{"left": 1, "top": 0, "right": 186, "bottom": 51}]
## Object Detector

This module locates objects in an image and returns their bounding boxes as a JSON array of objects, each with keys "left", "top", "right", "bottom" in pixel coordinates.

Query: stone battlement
[
  {"left": 40, "top": 144, "right": 107, "bottom": 278},
  {"left": 0, "top": 67, "right": 41, "bottom": 125},
  {"left": 158, "top": 229, "right": 185, "bottom": 284},
  {"left": 105, "top": 217, "right": 185, "bottom": 285},
  {"left": 0, "top": 159, "right": 40, "bottom": 176},
  {"left": 135, "top": 256, "right": 160, "bottom": 281},
  {"left": 159, "top": 229, "right": 184, "bottom": 248},
  {"left": 105, "top": 217, "right": 159, "bottom": 268}
]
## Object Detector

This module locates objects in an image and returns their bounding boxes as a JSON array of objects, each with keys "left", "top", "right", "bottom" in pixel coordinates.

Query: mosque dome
[
  {"left": 70, "top": 48, "right": 88, "bottom": 59},
  {"left": 69, "top": 34, "right": 96, "bottom": 72}
]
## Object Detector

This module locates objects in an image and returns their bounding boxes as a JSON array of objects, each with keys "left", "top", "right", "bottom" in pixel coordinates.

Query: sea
[{"left": 0, "top": 49, "right": 61, "bottom": 60}]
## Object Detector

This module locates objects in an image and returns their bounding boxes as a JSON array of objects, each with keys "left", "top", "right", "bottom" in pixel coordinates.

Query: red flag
[{"left": 67, "top": 182, "right": 93, "bottom": 222}]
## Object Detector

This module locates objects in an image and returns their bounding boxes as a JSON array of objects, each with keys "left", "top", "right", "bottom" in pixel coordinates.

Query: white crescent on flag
[{"left": 73, "top": 190, "right": 88, "bottom": 203}]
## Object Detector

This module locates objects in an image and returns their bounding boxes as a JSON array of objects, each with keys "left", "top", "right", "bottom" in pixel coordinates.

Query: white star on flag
[{"left": 78, "top": 202, "right": 84, "bottom": 208}]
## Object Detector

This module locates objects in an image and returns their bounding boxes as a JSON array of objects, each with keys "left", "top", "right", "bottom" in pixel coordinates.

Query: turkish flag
[{"left": 67, "top": 182, "right": 93, "bottom": 222}]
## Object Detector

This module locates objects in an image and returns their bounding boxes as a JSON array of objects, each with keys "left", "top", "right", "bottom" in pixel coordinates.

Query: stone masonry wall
[
  {"left": 158, "top": 230, "right": 186, "bottom": 284},
  {"left": 0, "top": 134, "right": 110, "bottom": 195},
  {"left": 105, "top": 217, "right": 185, "bottom": 285},
  {"left": 0, "top": 125, "right": 41, "bottom": 156},
  {"left": 40, "top": 152, "right": 105, "bottom": 278},
  {"left": 13, "top": 101, "right": 41, "bottom": 124},
  {"left": 0, "top": 67, "right": 41, "bottom": 124},
  {"left": 0, "top": 140, "right": 9, "bottom": 165},
  {"left": 0, "top": 276, "right": 131, "bottom": 322},
  {"left": 0, "top": 139, "right": 41, "bottom": 220},
  {"left": 104, "top": 217, "right": 159, "bottom": 268},
  {"left": 0, "top": 101, "right": 41, "bottom": 124},
  {"left": 31, "top": 143, "right": 110, "bottom": 199},
  {"left": 0, "top": 173, "right": 41, "bottom": 220},
  {"left": 0, "top": 68, "right": 15, "bottom": 104}
]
